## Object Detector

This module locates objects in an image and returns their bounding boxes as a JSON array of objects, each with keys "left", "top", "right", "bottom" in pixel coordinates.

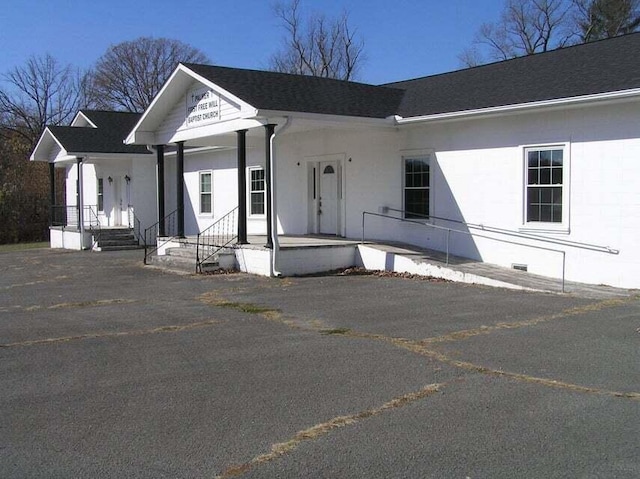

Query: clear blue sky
[{"left": 0, "top": 0, "right": 504, "bottom": 85}]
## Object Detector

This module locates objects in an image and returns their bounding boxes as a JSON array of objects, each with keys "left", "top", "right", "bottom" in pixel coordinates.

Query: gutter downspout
[
  {"left": 268, "top": 116, "right": 293, "bottom": 277},
  {"left": 77, "top": 157, "right": 86, "bottom": 249}
]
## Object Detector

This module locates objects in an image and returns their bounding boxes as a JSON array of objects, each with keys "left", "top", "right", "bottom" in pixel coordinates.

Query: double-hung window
[
  {"left": 404, "top": 156, "right": 430, "bottom": 219},
  {"left": 249, "top": 168, "right": 265, "bottom": 216},
  {"left": 199, "top": 171, "right": 212, "bottom": 214},
  {"left": 525, "top": 147, "right": 564, "bottom": 224},
  {"left": 97, "top": 178, "right": 104, "bottom": 212}
]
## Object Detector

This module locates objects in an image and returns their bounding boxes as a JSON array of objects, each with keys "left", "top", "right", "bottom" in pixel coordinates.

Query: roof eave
[
  {"left": 396, "top": 88, "right": 640, "bottom": 126},
  {"left": 256, "top": 109, "right": 398, "bottom": 127},
  {"left": 126, "top": 63, "right": 258, "bottom": 145},
  {"left": 30, "top": 127, "right": 66, "bottom": 162}
]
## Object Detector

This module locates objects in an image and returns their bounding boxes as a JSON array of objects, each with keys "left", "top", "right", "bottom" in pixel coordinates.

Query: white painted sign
[{"left": 185, "top": 87, "right": 221, "bottom": 127}]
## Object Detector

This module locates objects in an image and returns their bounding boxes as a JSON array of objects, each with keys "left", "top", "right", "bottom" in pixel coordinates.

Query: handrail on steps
[
  {"left": 196, "top": 206, "right": 238, "bottom": 273},
  {"left": 143, "top": 209, "right": 178, "bottom": 265},
  {"left": 361, "top": 208, "right": 620, "bottom": 293},
  {"left": 84, "top": 205, "right": 101, "bottom": 249}
]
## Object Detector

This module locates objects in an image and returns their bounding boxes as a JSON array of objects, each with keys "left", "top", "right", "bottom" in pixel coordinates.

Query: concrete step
[
  {"left": 99, "top": 238, "right": 138, "bottom": 246},
  {"left": 99, "top": 244, "right": 144, "bottom": 252},
  {"left": 165, "top": 246, "right": 197, "bottom": 259},
  {"left": 148, "top": 250, "right": 219, "bottom": 274}
]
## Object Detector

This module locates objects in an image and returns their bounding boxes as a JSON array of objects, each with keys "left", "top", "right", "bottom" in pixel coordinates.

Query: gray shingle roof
[
  {"left": 49, "top": 111, "right": 149, "bottom": 155},
  {"left": 385, "top": 32, "right": 640, "bottom": 117},
  {"left": 183, "top": 63, "right": 405, "bottom": 119},
  {"left": 186, "top": 33, "right": 640, "bottom": 120}
]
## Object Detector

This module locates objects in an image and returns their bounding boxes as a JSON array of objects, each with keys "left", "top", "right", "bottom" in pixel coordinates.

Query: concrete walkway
[{"left": 363, "top": 241, "right": 636, "bottom": 300}]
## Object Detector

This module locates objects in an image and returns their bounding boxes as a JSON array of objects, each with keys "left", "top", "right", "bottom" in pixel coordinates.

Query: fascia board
[
  {"left": 396, "top": 88, "right": 640, "bottom": 126},
  {"left": 126, "top": 64, "right": 259, "bottom": 145},
  {"left": 71, "top": 111, "right": 97, "bottom": 128},
  {"left": 181, "top": 65, "right": 258, "bottom": 115},
  {"left": 74, "top": 153, "right": 152, "bottom": 162},
  {"left": 30, "top": 127, "right": 67, "bottom": 162},
  {"left": 255, "top": 109, "right": 397, "bottom": 127},
  {"left": 125, "top": 65, "right": 186, "bottom": 144},
  {"left": 161, "top": 118, "right": 267, "bottom": 145}
]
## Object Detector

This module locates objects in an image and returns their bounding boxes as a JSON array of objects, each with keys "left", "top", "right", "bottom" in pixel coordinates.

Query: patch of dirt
[{"left": 336, "top": 267, "right": 451, "bottom": 282}]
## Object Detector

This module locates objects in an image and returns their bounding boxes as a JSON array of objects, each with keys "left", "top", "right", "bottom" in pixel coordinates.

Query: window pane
[
  {"left": 527, "top": 203, "right": 539, "bottom": 222},
  {"left": 405, "top": 159, "right": 429, "bottom": 188},
  {"left": 539, "top": 150, "right": 551, "bottom": 167},
  {"left": 551, "top": 168, "right": 562, "bottom": 184},
  {"left": 405, "top": 189, "right": 429, "bottom": 218},
  {"left": 540, "top": 167, "right": 551, "bottom": 184},
  {"left": 540, "top": 205, "right": 552, "bottom": 222},
  {"left": 200, "top": 173, "right": 211, "bottom": 193},
  {"left": 552, "top": 205, "right": 562, "bottom": 222},
  {"left": 528, "top": 151, "right": 539, "bottom": 167},
  {"left": 552, "top": 187, "right": 562, "bottom": 203},
  {"left": 551, "top": 149, "right": 563, "bottom": 166},
  {"left": 200, "top": 193, "right": 211, "bottom": 213},
  {"left": 528, "top": 168, "right": 538, "bottom": 185},
  {"left": 251, "top": 192, "right": 264, "bottom": 215}
]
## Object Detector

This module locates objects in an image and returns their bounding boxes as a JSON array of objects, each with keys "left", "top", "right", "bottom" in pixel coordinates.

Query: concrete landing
[{"left": 359, "top": 242, "right": 635, "bottom": 300}]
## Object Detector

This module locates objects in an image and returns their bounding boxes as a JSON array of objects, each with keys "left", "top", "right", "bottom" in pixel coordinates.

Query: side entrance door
[{"left": 318, "top": 160, "right": 339, "bottom": 235}]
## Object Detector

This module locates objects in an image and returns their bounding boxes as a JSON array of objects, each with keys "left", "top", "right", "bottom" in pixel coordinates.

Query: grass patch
[
  {"left": 320, "top": 328, "right": 352, "bottom": 335},
  {"left": 0, "top": 242, "right": 48, "bottom": 253},
  {"left": 198, "top": 292, "right": 280, "bottom": 315},
  {"left": 214, "top": 300, "right": 279, "bottom": 314}
]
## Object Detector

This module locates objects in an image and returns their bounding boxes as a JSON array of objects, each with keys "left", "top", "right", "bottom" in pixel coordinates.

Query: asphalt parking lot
[{"left": 1, "top": 248, "right": 638, "bottom": 478}]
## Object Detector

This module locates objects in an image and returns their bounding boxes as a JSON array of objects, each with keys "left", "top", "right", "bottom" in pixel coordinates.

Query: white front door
[
  {"left": 111, "top": 177, "right": 129, "bottom": 226},
  {"left": 112, "top": 177, "right": 123, "bottom": 226},
  {"left": 318, "top": 161, "right": 339, "bottom": 235}
]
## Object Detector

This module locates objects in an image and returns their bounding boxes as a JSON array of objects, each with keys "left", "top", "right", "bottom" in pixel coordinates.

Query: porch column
[
  {"left": 176, "top": 141, "right": 185, "bottom": 238},
  {"left": 49, "top": 162, "right": 56, "bottom": 225},
  {"left": 237, "top": 129, "right": 248, "bottom": 244},
  {"left": 76, "top": 157, "right": 85, "bottom": 248},
  {"left": 156, "top": 145, "right": 166, "bottom": 236},
  {"left": 264, "top": 124, "right": 276, "bottom": 248}
]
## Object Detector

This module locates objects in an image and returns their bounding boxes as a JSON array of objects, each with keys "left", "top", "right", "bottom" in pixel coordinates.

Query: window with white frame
[
  {"left": 404, "top": 156, "right": 430, "bottom": 219},
  {"left": 525, "top": 147, "right": 564, "bottom": 223},
  {"left": 97, "top": 178, "right": 104, "bottom": 212},
  {"left": 199, "top": 171, "right": 212, "bottom": 214},
  {"left": 249, "top": 167, "right": 265, "bottom": 216}
]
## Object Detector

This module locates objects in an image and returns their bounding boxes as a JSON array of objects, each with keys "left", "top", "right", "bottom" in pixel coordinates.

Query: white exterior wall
[
  {"left": 64, "top": 162, "right": 97, "bottom": 214},
  {"left": 268, "top": 101, "right": 639, "bottom": 288},
  {"left": 64, "top": 157, "right": 156, "bottom": 232},
  {"left": 396, "top": 101, "right": 640, "bottom": 288},
  {"left": 183, "top": 147, "right": 267, "bottom": 236},
  {"left": 175, "top": 100, "right": 639, "bottom": 288},
  {"left": 131, "top": 156, "right": 158, "bottom": 232}
]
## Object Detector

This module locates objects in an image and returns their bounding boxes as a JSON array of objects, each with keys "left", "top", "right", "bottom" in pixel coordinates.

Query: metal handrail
[
  {"left": 84, "top": 205, "right": 101, "bottom": 249},
  {"left": 382, "top": 207, "right": 619, "bottom": 254},
  {"left": 196, "top": 207, "right": 238, "bottom": 273},
  {"left": 143, "top": 209, "right": 178, "bottom": 264},
  {"left": 361, "top": 210, "right": 618, "bottom": 293}
]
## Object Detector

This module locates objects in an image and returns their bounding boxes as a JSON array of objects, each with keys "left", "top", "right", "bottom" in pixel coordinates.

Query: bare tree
[
  {"left": 572, "top": 0, "right": 640, "bottom": 41},
  {"left": 459, "top": 0, "right": 574, "bottom": 66},
  {"left": 269, "top": 0, "right": 365, "bottom": 80},
  {"left": 88, "top": 37, "right": 209, "bottom": 113},
  {"left": 0, "top": 54, "right": 86, "bottom": 147}
]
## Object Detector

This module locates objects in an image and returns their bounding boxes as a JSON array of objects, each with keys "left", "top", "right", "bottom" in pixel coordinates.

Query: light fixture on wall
[
  {"left": 108, "top": 176, "right": 113, "bottom": 184},
  {"left": 124, "top": 175, "right": 131, "bottom": 184}
]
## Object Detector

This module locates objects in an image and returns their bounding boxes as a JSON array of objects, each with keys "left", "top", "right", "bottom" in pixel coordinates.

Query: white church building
[{"left": 32, "top": 33, "right": 640, "bottom": 289}]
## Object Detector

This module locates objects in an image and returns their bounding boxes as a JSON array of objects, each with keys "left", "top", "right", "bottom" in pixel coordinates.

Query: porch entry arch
[{"left": 305, "top": 153, "right": 346, "bottom": 236}]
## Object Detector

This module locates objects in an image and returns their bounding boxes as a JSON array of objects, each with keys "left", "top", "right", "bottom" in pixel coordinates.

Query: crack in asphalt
[
  {"left": 0, "top": 319, "right": 222, "bottom": 348},
  {"left": 215, "top": 382, "right": 447, "bottom": 478},
  {"left": 420, "top": 297, "right": 639, "bottom": 345}
]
